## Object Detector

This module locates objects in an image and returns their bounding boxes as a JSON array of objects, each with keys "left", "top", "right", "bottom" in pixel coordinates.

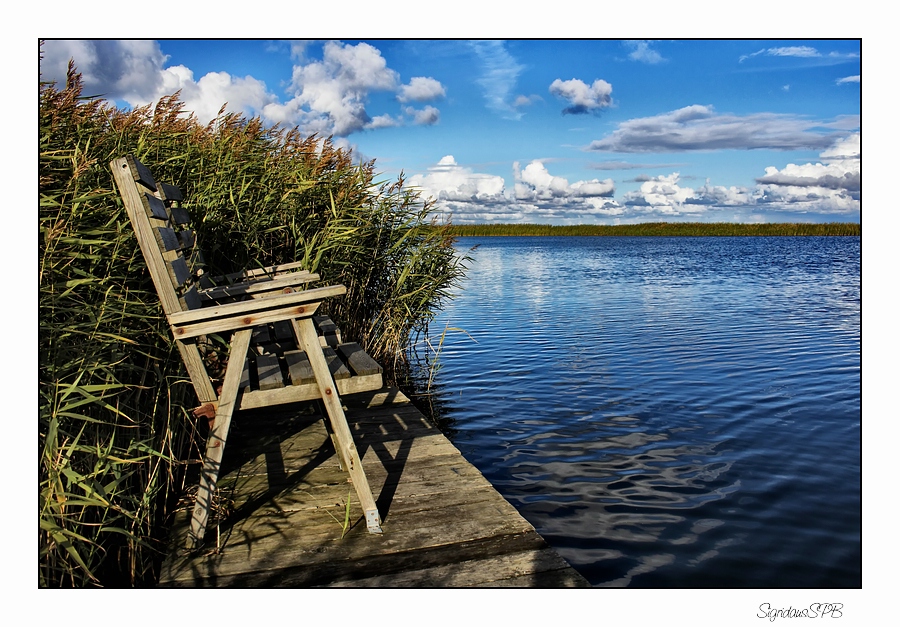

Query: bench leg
[
  {"left": 319, "top": 401, "right": 346, "bottom": 471},
  {"left": 187, "top": 328, "right": 253, "bottom": 549},
  {"left": 292, "top": 317, "right": 383, "bottom": 534}
]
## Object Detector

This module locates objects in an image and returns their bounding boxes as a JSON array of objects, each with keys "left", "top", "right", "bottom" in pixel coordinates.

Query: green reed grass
[
  {"left": 39, "top": 57, "right": 465, "bottom": 586},
  {"left": 449, "top": 222, "right": 861, "bottom": 237}
]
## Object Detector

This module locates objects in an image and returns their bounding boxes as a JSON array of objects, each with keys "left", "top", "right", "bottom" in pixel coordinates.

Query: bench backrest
[{"left": 111, "top": 155, "right": 205, "bottom": 317}]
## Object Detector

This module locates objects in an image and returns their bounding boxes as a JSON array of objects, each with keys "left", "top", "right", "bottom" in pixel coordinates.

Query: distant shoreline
[{"left": 448, "top": 222, "right": 860, "bottom": 238}]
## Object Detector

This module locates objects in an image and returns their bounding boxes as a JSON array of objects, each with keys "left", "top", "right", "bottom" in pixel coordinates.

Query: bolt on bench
[{"left": 110, "top": 155, "right": 384, "bottom": 549}]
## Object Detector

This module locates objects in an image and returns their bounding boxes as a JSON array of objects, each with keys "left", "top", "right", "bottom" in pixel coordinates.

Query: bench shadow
[{"left": 204, "top": 388, "right": 421, "bottom": 544}]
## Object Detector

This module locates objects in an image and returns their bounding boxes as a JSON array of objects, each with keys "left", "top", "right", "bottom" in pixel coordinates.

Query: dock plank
[{"left": 158, "top": 387, "right": 589, "bottom": 588}]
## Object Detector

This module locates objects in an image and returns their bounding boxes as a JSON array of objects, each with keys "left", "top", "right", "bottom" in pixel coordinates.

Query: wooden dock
[{"left": 158, "top": 387, "right": 590, "bottom": 587}]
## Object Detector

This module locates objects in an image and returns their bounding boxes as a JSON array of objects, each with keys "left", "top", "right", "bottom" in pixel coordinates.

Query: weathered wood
[
  {"left": 126, "top": 154, "right": 156, "bottom": 190},
  {"left": 338, "top": 343, "right": 383, "bottom": 376},
  {"left": 272, "top": 320, "right": 292, "bottom": 341},
  {"left": 255, "top": 353, "right": 284, "bottom": 391},
  {"left": 180, "top": 286, "right": 202, "bottom": 311},
  {"left": 158, "top": 181, "right": 183, "bottom": 203},
  {"left": 167, "top": 257, "right": 191, "bottom": 288},
  {"left": 140, "top": 192, "right": 169, "bottom": 220},
  {"left": 154, "top": 226, "right": 180, "bottom": 252},
  {"left": 169, "top": 284, "right": 344, "bottom": 326},
  {"left": 179, "top": 229, "right": 195, "bottom": 249},
  {"left": 285, "top": 350, "right": 315, "bottom": 386},
  {"left": 313, "top": 316, "right": 337, "bottom": 335},
  {"left": 158, "top": 389, "right": 591, "bottom": 588},
  {"left": 188, "top": 328, "right": 253, "bottom": 547},
  {"left": 199, "top": 273, "right": 326, "bottom": 302},
  {"left": 251, "top": 325, "right": 272, "bottom": 345},
  {"left": 169, "top": 300, "right": 324, "bottom": 340},
  {"left": 237, "top": 372, "right": 384, "bottom": 409},
  {"left": 292, "top": 316, "right": 382, "bottom": 534},
  {"left": 169, "top": 206, "right": 191, "bottom": 225},
  {"left": 326, "top": 548, "right": 586, "bottom": 587},
  {"left": 175, "top": 338, "right": 217, "bottom": 403},
  {"left": 113, "top": 154, "right": 394, "bottom": 564},
  {"left": 242, "top": 261, "right": 310, "bottom": 278},
  {"left": 313, "top": 315, "right": 341, "bottom": 345},
  {"left": 323, "top": 346, "right": 351, "bottom": 380},
  {"left": 111, "top": 158, "right": 182, "bottom": 316}
]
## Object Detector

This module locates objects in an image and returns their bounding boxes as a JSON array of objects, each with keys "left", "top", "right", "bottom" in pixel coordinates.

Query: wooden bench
[{"left": 110, "top": 155, "right": 384, "bottom": 549}]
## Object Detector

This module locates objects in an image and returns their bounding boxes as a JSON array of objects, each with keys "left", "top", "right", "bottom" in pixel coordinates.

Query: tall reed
[{"left": 39, "top": 59, "right": 465, "bottom": 586}]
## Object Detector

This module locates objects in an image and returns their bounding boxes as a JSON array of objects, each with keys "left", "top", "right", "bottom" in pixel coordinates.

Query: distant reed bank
[{"left": 449, "top": 222, "right": 860, "bottom": 237}]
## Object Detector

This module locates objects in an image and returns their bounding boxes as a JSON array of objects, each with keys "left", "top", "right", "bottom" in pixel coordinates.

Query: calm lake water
[{"left": 415, "top": 236, "right": 860, "bottom": 588}]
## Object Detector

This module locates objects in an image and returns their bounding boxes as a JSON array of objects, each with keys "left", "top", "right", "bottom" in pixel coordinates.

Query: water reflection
[{"left": 405, "top": 236, "right": 860, "bottom": 587}]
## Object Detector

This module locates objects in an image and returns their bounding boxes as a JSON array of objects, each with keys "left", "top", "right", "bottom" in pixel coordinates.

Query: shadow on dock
[{"left": 158, "top": 388, "right": 590, "bottom": 588}]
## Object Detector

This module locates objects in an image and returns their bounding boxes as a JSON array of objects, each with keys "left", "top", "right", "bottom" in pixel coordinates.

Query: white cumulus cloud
[
  {"left": 408, "top": 157, "right": 622, "bottom": 224},
  {"left": 514, "top": 160, "right": 614, "bottom": 200},
  {"left": 753, "top": 133, "right": 860, "bottom": 213},
  {"left": 398, "top": 76, "right": 446, "bottom": 102},
  {"left": 43, "top": 39, "right": 456, "bottom": 137},
  {"left": 161, "top": 67, "right": 272, "bottom": 124},
  {"left": 549, "top": 78, "right": 613, "bottom": 115},
  {"left": 622, "top": 173, "right": 702, "bottom": 214},
  {"left": 276, "top": 40, "right": 399, "bottom": 136},
  {"left": 405, "top": 105, "right": 441, "bottom": 126},
  {"left": 409, "top": 155, "right": 506, "bottom": 203}
]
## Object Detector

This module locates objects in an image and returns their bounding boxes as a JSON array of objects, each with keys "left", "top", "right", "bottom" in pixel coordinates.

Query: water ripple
[{"left": 419, "top": 236, "right": 860, "bottom": 587}]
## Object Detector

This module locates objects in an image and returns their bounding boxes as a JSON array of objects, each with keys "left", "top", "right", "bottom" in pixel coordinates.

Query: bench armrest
[
  {"left": 204, "top": 262, "right": 315, "bottom": 287},
  {"left": 169, "top": 284, "right": 346, "bottom": 339},
  {"left": 199, "top": 272, "right": 323, "bottom": 303}
]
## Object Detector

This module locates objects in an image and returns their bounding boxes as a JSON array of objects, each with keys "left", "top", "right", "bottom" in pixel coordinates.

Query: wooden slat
[
  {"left": 313, "top": 316, "right": 338, "bottom": 335},
  {"left": 337, "top": 343, "right": 383, "bottom": 376},
  {"left": 140, "top": 192, "right": 169, "bottom": 220},
  {"left": 255, "top": 353, "right": 284, "bottom": 391},
  {"left": 251, "top": 325, "right": 272, "bottom": 345},
  {"left": 180, "top": 286, "right": 202, "bottom": 311},
  {"left": 111, "top": 158, "right": 182, "bottom": 316},
  {"left": 179, "top": 229, "right": 195, "bottom": 249},
  {"left": 198, "top": 273, "right": 330, "bottom": 303},
  {"left": 242, "top": 261, "right": 309, "bottom": 278},
  {"left": 239, "top": 359, "right": 252, "bottom": 393},
  {"left": 292, "top": 317, "right": 381, "bottom": 533},
  {"left": 169, "top": 284, "right": 344, "bottom": 327},
  {"left": 158, "top": 182, "right": 183, "bottom": 202},
  {"left": 272, "top": 320, "right": 293, "bottom": 341},
  {"left": 285, "top": 350, "right": 315, "bottom": 386},
  {"left": 314, "top": 316, "right": 341, "bottom": 346},
  {"left": 167, "top": 257, "right": 192, "bottom": 288},
  {"left": 126, "top": 155, "right": 156, "bottom": 191},
  {"left": 238, "top": 372, "right": 383, "bottom": 409},
  {"left": 174, "top": 338, "right": 217, "bottom": 402},
  {"left": 154, "top": 227, "right": 180, "bottom": 252},
  {"left": 188, "top": 329, "right": 253, "bottom": 547},
  {"left": 171, "top": 301, "right": 323, "bottom": 339},
  {"left": 323, "top": 346, "right": 351, "bottom": 380},
  {"left": 170, "top": 206, "right": 191, "bottom": 225}
]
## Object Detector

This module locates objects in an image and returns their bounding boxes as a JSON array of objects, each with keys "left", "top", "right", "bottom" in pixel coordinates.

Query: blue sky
[{"left": 40, "top": 39, "right": 860, "bottom": 225}]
